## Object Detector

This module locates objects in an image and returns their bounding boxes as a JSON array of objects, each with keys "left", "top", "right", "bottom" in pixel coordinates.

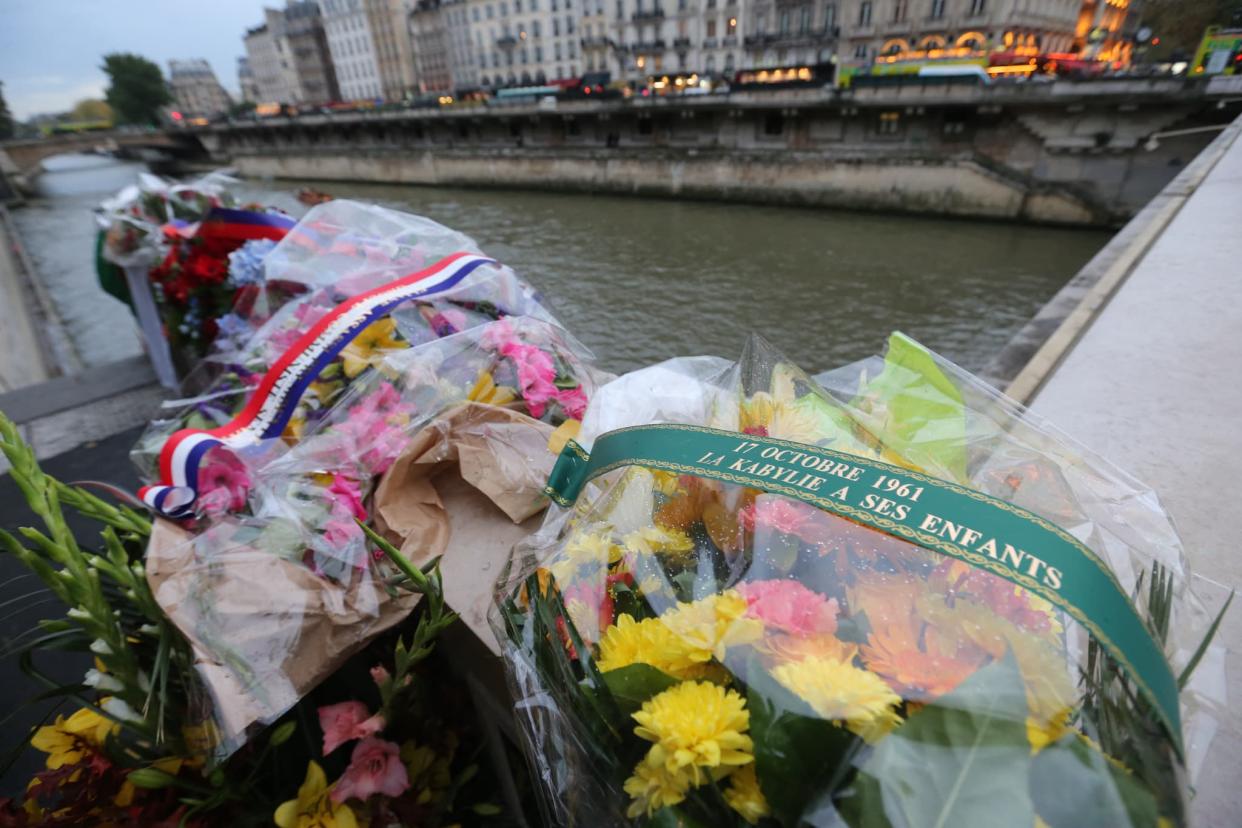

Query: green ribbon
[{"left": 545, "top": 423, "right": 1182, "bottom": 752}]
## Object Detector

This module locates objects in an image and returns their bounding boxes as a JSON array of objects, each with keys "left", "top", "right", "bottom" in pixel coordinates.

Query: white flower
[
  {"left": 89, "top": 639, "right": 114, "bottom": 655},
  {"left": 101, "top": 697, "right": 142, "bottom": 724},
  {"left": 83, "top": 668, "right": 123, "bottom": 692},
  {"left": 67, "top": 607, "right": 91, "bottom": 621}
]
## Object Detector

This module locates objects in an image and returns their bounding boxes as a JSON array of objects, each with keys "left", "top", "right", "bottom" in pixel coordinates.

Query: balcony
[
  {"left": 580, "top": 36, "right": 612, "bottom": 49},
  {"left": 722, "top": 34, "right": 737, "bottom": 46},
  {"left": 495, "top": 35, "right": 517, "bottom": 48},
  {"left": 743, "top": 29, "right": 837, "bottom": 49},
  {"left": 673, "top": 36, "right": 691, "bottom": 48},
  {"left": 632, "top": 8, "right": 665, "bottom": 20},
  {"left": 702, "top": 37, "right": 717, "bottom": 48}
]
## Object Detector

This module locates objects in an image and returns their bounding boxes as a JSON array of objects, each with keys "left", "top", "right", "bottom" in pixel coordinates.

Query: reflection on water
[{"left": 13, "top": 156, "right": 1110, "bottom": 375}]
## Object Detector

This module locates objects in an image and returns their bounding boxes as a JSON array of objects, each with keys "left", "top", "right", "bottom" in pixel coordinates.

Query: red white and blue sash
[
  {"left": 164, "top": 207, "right": 296, "bottom": 243},
  {"left": 138, "top": 251, "right": 496, "bottom": 517}
]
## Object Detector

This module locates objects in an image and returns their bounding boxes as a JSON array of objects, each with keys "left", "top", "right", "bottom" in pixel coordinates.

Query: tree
[
  {"left": 101, "top": 53, "right": 171, "bottom": 125},
  {"left": 71, "top": 98, "right": 114, "bottom": 123},
  {"left": 0, "top": 82, "right": 14, "bottom": 140}
]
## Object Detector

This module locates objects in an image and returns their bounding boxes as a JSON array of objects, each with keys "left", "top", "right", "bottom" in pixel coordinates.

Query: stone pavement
[{"left": 1030, "top": 116, "right": 1242, "bottom": 826}]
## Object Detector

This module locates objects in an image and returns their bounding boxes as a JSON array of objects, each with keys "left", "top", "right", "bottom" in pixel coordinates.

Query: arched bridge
[{"left": 0, "top": 131, "right": 205, "bottom": 185}]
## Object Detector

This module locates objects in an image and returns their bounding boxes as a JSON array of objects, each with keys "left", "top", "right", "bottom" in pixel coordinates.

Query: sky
[{"left": 0, "top": 0, "right": 277, "bottom": 119}]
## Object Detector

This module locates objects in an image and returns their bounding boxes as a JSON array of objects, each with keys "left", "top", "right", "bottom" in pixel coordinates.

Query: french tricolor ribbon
[
  {"left": 138, "top": 251, "right": 496, "bottom": 517},
  {"left": 163, "top": 207, "right": 297, "bottom": 243}
]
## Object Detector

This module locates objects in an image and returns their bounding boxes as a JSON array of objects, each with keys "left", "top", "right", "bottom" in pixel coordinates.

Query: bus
[{"left": 1191, "top": 26, "right": 1242, "bottom": 76}]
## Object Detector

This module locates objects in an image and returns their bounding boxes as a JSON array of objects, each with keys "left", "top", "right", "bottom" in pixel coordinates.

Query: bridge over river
[{"left": 190, "top": 75, "right": 1242, "bottom": 226}]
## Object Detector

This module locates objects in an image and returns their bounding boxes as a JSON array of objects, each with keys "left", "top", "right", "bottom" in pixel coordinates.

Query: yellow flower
[
  {"left": 738, "top": 391, "right": 777, "bottom": 433},
  {"left": 724, "top": 765, "right": 770, "bottom": 824},
  {"left": 623, "top": 755, "right": 692, "bottom": 818},
  {"left": 634, "top": 681, "right": 754, "bottom": 786},
  {"left": 659, "top": 590, "right": 764, "bottom": 662},
  {"left": 547, "top": 418, "right": 581, "bottom": 454},
  {"left": 1027, "top": 707, "right": 1072, "bottom": 754},
  {"left": 30, "top": 707, "right": 118, "bottom": 769},
  {"left": 771, "top": 656, "right": 902, "bottom": 743},
  {"left": 597, "top": 614, "right": 707, "bottom": 678},
  {"left": 651, "top": 469, "right": 687, "bottom": 497},
  {"left": 550, "top": 529, "right": 621, "bottom": 587},
  {"left": 274, "top": 761, "right": 358, "bottom": 828},
  {"left": 622, "top": 525, "right": 695, "bottom": 562},
  {"left": 468, "top": 370, "right": 518, "bottom": 406},
  {"left": 341, "top": 318, "right": 407, "bottom": 378}
]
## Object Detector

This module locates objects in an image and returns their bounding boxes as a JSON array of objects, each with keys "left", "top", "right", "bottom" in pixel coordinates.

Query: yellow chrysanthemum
[
  {"left": 634, "top": 681, "right": 754, "bottom": 786},
  {"left": 771, "top": 656, "right": 902, "bottom": 743},
  {"left": 739, "top": 392, "right": 778, "bottom": 433},
  {"left": 597, "top": 614, "right": 707, "bottom": 678},
  {"left": 651, "top": 470, "right": 687, "bottom": 497},
  {"left": 468, "top": 369, "right": 518, "bottom": 406},
  {"left": 659, "top": 590, "right": 764, "bottom": 663},
  {"left": 550, "top": 529, "right": 623, "bottom": 587},
  {"left": 30, "top": 707, "right": 118, "bottom": 770},
  {"left": 341, "top": 317, "right": 407, "bottom": 378},
  {"left": 724, "top": 764, "right": 771, "bottom": 824},
  {"left": 1027, "top": 707, "right": 1072, "bottom": 754},
  {"left": 623, "top": 756, "right": 692, "bottom": 818},
  {"left": 274, "top": 761, "right": 358, "bottom": 828},
  {"left": 622, "top": 525, "right": 695, "bottom": 562}
]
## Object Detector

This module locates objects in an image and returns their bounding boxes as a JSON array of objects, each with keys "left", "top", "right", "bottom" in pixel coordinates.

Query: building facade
[
  {"left": 243, "top": 3, "right": 339, "bottom": 104},
  {"left": 321, "top": 0, "right": 386, "bottom": 99},
  {"left": 835, "top": 0, "right": 1082, "bottom": 65},
  {"left": 168, "top": 59, "right": 232, "bottom": 117},
  {"left": 238, "top": 57, "right": 261, "bottom": 102},
  {"left": 461, "top": 0, "right": 583, "bottom": 89}
]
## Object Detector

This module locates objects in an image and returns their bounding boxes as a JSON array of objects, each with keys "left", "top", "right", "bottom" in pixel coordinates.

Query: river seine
[{"left": 13, "top": 154, "right": 1110, "bottom": 376}]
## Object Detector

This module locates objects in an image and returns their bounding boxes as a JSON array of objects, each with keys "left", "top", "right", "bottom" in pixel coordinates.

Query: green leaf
[
  {"left": 851, "top": 332, "right": 968, "bottom": 484},
  {"left": 1030, "top": 735, "right": 1160, "bottom": 828},
  {"left": 601, "top": 664, "right": 681, "bottom": 714},
  {"left": 845, "top": 652, "right": 1033, "bottom": 828},
  {"left": 747, "top": 659, "right": 861, "bottom": 826},
  {"left": 647, "top": 806, "right": 712, "bottom": 828}
]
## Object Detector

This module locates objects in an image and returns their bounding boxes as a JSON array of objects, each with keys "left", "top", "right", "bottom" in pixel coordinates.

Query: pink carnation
[
  {"left": 739, "top": 496, "right": 818, "bottom": 537},
  {"left": 195, "top": 448, "right": 250, "bottom": 516},
  {"left": 318, "top": 701, "right": 385, "bottom": 756},
  {"left": 736, "top": 579, "right": 840, "bottom": 637},
  {"left": 330, "top": 737, "right": 410, "bottom": 803},
  {"left": 554, "top": 385, "right": 589, "bottom": 420}
]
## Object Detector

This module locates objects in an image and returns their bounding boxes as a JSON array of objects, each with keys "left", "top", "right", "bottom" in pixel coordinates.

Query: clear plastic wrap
[
  {"left": 136, "top": 204, "right": 608, "bottom": 759},
  {"left": 96, "top": 171, "right": 239, "bottom": 268},
  {"left": 493, "top": 333, "right": 1229, "bottom": 827}
]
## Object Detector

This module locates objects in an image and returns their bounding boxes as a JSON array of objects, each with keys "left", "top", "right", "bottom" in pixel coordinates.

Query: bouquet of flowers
[
  {"left": 494, "top": 333, "right": 1231, "bottom": 827},
  {"left": 0, "top": 416, "right": 520, "bottom": 826}
]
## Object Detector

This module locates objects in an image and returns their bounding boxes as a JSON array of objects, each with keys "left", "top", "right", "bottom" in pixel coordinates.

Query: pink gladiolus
[
  {"left": 318, "top": 701, "right": 386, "bottom": 756},
  {"left": 369, "top": 665, "right": 391, "bottom": 686},
  {"left": 330, "top": 737, "right": 410, "bottom": 803},
  {"left": 736, "top": 579, "right": 840, "bottom": 637},
  {"left": 327, "top": 474, "right": 368, "bottom": 522},
  {"left": 323, "top": 517, "right": 364, "bottom": 551},
  {"left": 500, "top": 341, "right": 558, "bottom": 418},
  {"left": 195, "top": 448, "right": 251, "bottom": 516}
]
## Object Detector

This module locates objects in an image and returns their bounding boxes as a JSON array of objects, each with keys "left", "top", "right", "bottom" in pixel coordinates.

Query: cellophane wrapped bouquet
[
  {"left": 494, "top": 333, "right": 1230, "bottom": 828},
  {"left": 128, "top": 201, "right": 605, "bottom": 758},
  {"left": 96, "top": 171, "right": 239, "bottom": 269}
]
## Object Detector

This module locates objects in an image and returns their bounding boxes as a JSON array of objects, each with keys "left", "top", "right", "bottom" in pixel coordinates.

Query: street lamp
[{"left": 1143, "top": 124, "right": 1229, "bottom": 152}]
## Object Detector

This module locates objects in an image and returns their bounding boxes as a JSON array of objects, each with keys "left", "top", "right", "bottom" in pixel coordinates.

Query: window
[
  {"left": 706, "top": 55, "right": 715, "bottom": 72},
  {"left": 515, "top": 0, "right": 521, "bottom": 9},
  {"left": 779, "top": 10, "right": 789, "bottom": 33},
  {"left": 500, "top": 2, "right": 508, "bottom": 15},
  {"left": 569, "top": 39, "right": 577, "bottom": 56},
  {"left": 553, "top": 17, "right": 560, "bottom": 34},
  {"left": 567, "top": 14, "right": 575, "bottom": 32},
  {"left": 859, "top": 1, "right": 871, "bottom": 25},
  {"left": 892, "top": 0, "right": 907, "bottom": 23},
  {"left": 799, "top": 6, "right": 810, "bottom": 32},
  {"left": 757, "top": 13, "right": 766, "bottom": 33},
  {"left": 853, "top": 42, "right": 867, "bottom": 59},
  {"left": 521, "top": 47, "right": 529, "bottom": 62},
  {"left": 764, "top": 113, "right": 783, "bottom": 135},
  {"left": 534, "top": 20, "right": 541, "bottom": 35},
  {"left": 487, "top": 4, "right": 494, "bottom": 18},
  {"left": 878, "top": 111, "right": 900, "bottom": 134},
  {"left": 727, "top": 16, "right": 736, "bottom": 34},
  {"left": 930, "top": 0, "right": 944, "bottom": 19},
  {"left": 724, "top": 52, "right": 734, "bottom": 71},
  {"left": 531, "top": 0, "right": 537, "bottom": 8},
  {"left": 617, "top": 0, "right": 623, "bottom": 19},
  {"left": 555, "top": 41, "right": 562, "bottom": 59},
  {"left": 707, "top": 19, "right": 716, "bottom": 36},
  {"left": 679, "top": 0, "right": 686, "bottom": 8},
  {"left": 969, "top": 0, "right": 985, "bottom": 13}
]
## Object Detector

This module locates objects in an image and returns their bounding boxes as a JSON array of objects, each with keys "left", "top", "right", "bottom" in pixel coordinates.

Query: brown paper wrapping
[{"left": 145, "top": 401, "right": 556, "bottom": 753}]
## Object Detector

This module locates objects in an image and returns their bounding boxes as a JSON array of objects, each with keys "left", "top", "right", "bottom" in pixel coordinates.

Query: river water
[{"left": 13, "top": 155, "right": 1110, "bottom": 376}]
